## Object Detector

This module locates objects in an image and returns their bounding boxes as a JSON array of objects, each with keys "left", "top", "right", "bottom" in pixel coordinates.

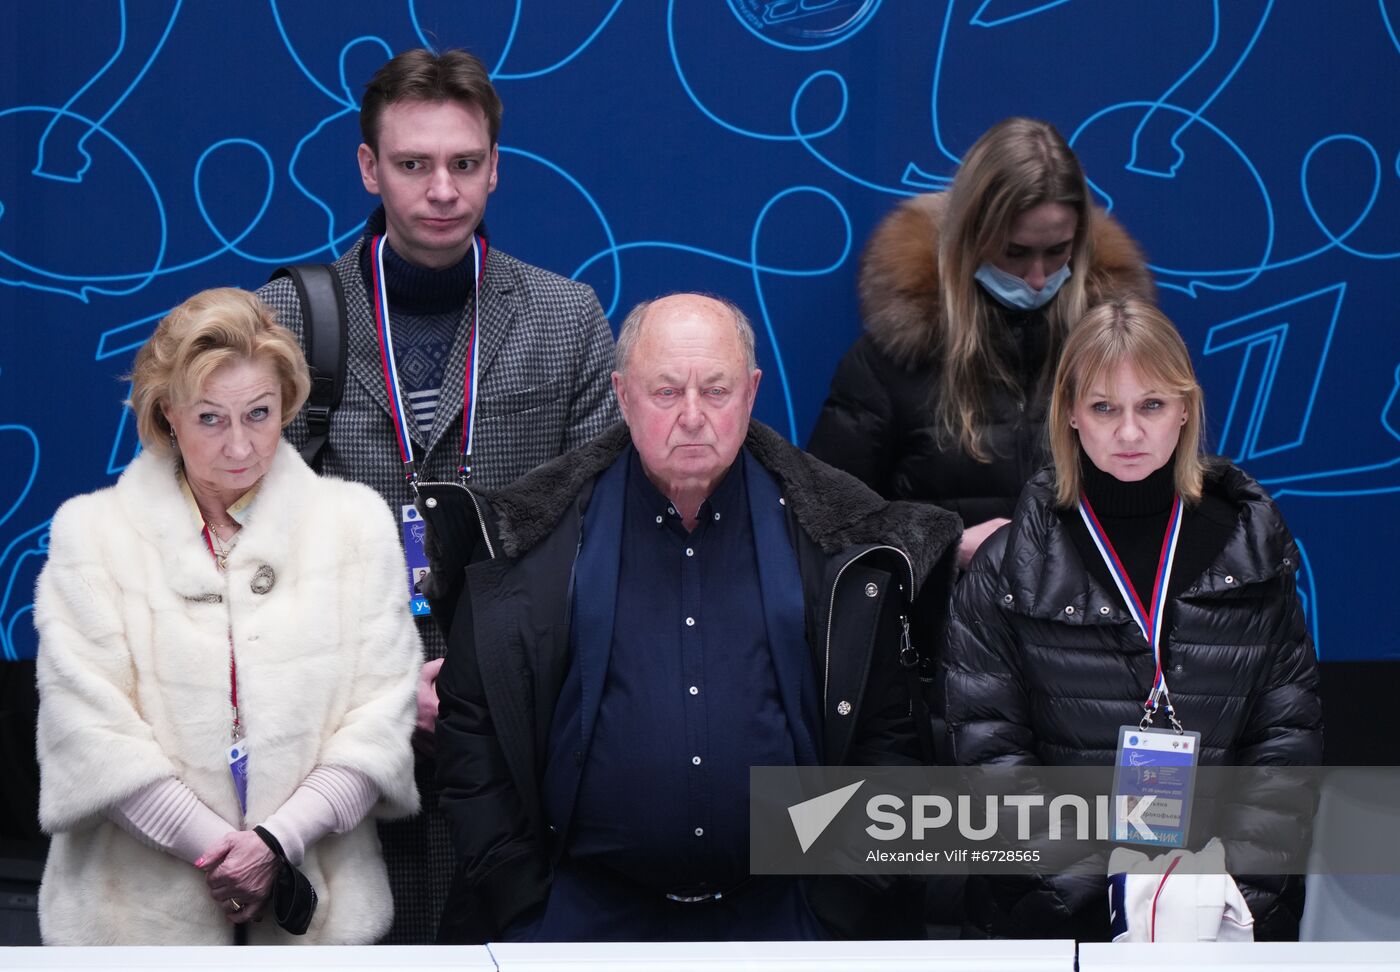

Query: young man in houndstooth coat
[{"left": 257, "top": 48, "right": 618, "bottom": 943}]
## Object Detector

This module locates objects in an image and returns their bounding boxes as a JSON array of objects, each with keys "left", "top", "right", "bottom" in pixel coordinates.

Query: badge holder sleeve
[{"left": 414, "top": 481, "right": 497, "bottom": 641}]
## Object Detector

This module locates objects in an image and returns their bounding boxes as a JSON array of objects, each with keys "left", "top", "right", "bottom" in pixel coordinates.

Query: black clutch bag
[{"left": 254, "top": 825, "right": 318, "bottom": 935}]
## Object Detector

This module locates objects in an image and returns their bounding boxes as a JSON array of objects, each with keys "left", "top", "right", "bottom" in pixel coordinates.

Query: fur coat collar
[
  {"left": 487, "top": 421, "right": 961, "bottom": 593},
  {"left": 858, "top": 191, "right": 1155, "bottom": 367}
]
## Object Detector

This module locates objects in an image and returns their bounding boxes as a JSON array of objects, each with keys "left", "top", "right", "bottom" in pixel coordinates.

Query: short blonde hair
[
  {"left": 1049, "top": 296, "right": 1206, "bottom": 507},
  {"left": 128, "top": 287, "right": 310, "bottom": 457}
]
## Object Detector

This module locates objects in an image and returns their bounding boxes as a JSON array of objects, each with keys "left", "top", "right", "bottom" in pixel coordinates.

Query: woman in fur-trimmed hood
[
  {"left": 33, "top": 288, "right": 420, "bottom": 944},
  {"left": 809, "top": 117, "right": 1153, "bottom": 570}
]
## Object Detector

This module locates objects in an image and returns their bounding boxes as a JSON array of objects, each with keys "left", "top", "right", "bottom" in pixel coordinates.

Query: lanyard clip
[{"left": 459, "top": 453, "right": 474, "bottom": 485}]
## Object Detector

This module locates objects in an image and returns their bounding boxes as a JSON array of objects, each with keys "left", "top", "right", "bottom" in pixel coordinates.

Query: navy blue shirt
[{"left": 551, "top": 449, "right": 799, "bottom": 894}]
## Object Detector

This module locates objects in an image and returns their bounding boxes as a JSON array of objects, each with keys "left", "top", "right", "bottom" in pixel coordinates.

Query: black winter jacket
[
  {"left": 426, "top": 422, "right": 960, "bottom": 943},
  {"left": 940, "top": 462, "right": 1322, "bottom": 940},
  {"left": 809, "top": 191, "right": 1153, "bottom": 524}
]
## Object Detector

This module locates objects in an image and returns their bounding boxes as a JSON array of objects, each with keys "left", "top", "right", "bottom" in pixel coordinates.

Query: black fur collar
[{"left": 488, "top": 421, "right": 961, "bottom": 588}]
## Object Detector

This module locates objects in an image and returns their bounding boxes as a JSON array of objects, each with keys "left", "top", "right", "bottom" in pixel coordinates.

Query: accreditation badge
[
  {"left": 1111, "top": 726, "right": 1201, "bottom": 848},
  {"left": 227, "top": 736, "right": 251, "bottom": 818},
  {"left": 401, "top": 503, "right": 432, "bottom": 617}
]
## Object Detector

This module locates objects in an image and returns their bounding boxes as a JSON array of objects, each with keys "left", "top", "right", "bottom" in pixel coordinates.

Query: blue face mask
[{"left": 974, "top": 261, "right": 1072, "bottom": 311}]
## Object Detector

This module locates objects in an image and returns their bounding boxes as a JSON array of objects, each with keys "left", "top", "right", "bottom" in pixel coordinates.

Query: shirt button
[
  {"left": 685, "top": 617, "right": 696, "bottom": 626},
  {"left": 692, "top": 756, "right": 702, "bottom": 765},
  {"left": 1064, "top": 605, "right": 1076, "bottom": 615},
  {"left": 1224, "top": 575, "right": 1236, "bottom": 584},
  {"left": 1099, "top": 605, "right": 1111, "bottom": 616},
  {"left": 778, "top": 497, "right": 786, "bottom": 506},
  {"left": 668, "top": 506, "right": 676, "bottom": 516},
  {"left": 694, "top": 828, "right": 704, "bottom": 837},
  {"left": 655, "top": 515, "right": 663, "bottom": 525},
  {"left": 714, "top": 512, "right": 721, "bottom": 521},
  {"left": 689, "top": 686, "right": 699, "bottom": 695},
  {"left": 686, "top": 548, "right": 694, "bottom": 557}
]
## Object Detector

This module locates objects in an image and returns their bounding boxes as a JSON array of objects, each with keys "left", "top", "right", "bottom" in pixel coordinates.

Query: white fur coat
[{"left": 34, "top": 440, "right": 421, "bottom": 945}]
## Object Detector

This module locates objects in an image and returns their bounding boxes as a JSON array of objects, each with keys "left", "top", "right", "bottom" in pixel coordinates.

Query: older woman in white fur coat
[{"left": 33, "top": 288, "right": 421, "bottom": 944}]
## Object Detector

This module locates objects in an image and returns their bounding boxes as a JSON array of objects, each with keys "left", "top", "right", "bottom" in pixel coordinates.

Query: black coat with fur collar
[
  {"left": 808, "top": 192, "right": 1153, "bottom": 526},
  {"left": 427, "top": 421, "right": 960, "bottom": 944}
]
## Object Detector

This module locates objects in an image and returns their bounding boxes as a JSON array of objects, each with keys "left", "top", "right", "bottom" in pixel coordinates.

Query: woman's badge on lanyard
[
  {"left": 1078, "top": 491, "right": 1201, "bottom": 847},
  {"left": 1112, "top": 726, "right": 1201, "bottom": 848},
  {"left": 227, "top": 734, "right": 250, "bottom": 818}
]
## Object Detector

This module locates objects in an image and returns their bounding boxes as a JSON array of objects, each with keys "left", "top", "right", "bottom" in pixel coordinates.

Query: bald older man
[{"left": 429, "top": 294, "right": 959, "bottom": 943}]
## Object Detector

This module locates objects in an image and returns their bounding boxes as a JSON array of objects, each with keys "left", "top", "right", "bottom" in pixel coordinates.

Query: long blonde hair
[
  {"left": 937, "top": 117, "right": 1094, "bottom": 461},
  {"left": 1049, "top": 296, "right": 1206, "bottom": 507}
]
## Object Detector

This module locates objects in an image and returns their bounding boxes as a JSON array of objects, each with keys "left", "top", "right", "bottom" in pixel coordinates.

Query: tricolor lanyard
[
  {"left": 1077, "top": 492, "right": 1186, "bottom": 732},
  {"left": 201, "top": 526, "right": 243, "bottom": 743},
  {"left": 369, "top": 232, "right": 489, "bottom": 487}
]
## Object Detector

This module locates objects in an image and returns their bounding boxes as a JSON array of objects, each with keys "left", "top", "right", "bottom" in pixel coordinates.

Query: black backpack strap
[{"left": 268, "top": 264, "right": 347, "bottom": 471}]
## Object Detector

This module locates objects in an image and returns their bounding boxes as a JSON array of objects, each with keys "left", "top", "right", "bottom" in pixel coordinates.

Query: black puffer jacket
[
  {"left": 940, "top": 462, "right": 1322, "bottom": 940},
  {"left": 808, "top": 191, "right": 1153, "bottom": 524}
]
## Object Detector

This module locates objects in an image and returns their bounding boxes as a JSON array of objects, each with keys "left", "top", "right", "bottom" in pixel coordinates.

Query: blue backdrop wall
[{"left": 3, "top": 1, "right": 1399, "bottom": 663}]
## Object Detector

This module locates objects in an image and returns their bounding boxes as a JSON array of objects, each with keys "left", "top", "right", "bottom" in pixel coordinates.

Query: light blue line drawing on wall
[
  {"left": 667, "top": 0, "right": 842, "bottom": 143},
  {"left": 1, "top": 108, "right": 168, "bottom": 301},
  {"left": 1071, "top": 102, "right": 1275, "bottom": 296},
  {"left": 725, "top": 0, "right": 883, "bottom": 52},
  {"left": 193, "top": 139, "right": 278, "bottom": 257},
  {"left": 1204, "top": 283, "right": 1343, "bottom": 461},
  {"left": 751, "top": 186, "right": 853, "bottom": 442},
  {"left": 285, "top": 102, "right": 365, "bottom": 260},
  {"left": 1300, "top": 135, "right": 1400, "bottom": 261},
  {"left": 0, "top": 522, "right": 48, "bottom": 662},
  {"left": 969, "top": 0, "right": 1070, "bottom": 28},
  {"left": 97, "top": 311, "right": 169, "bottom": 362},
  {"left": 269, "top": 1, "right": 358, "bottom": 107},
  {"left": 0, "top": 427, "right": 39, "bottom": 534},
  {"left": 0, "top": 425, "right": 42, "bottom": 662},
  {"left": 493, "top": 0, "right": 625, "bottom": 80},
  {"left": 908, "top": 0, "right": 962, "bottom": 184},
  {"left": 788, "top": 72, "right": 920, "bottom": 198},
  {"left": 571, "top": 185, "right": 853, "bottom": 443},
  {"left": 484, "top": 0, "right": 525, "bottom": 75},
  {"left": 500, "top": 146, "right": 623, "bottom": 318},
  {"left": 1264, "top": 363, "right": 1400, "bottom": 498},
  {"left": 1380, "top": 0, "right": 1400, "bottom": 56},
  {"left": 1126, "top": 0, "right": 1273, "bottom": 179},
  {"left": 33, "top": 0, "right": 184, "bottom": 182}
]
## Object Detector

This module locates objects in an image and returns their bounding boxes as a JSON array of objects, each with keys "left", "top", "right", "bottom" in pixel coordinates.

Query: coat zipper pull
[{"left": 898, "top": 615, "right": 918, "bottom": 670}]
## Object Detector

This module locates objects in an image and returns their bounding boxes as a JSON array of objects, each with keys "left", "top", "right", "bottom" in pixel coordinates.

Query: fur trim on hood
[
  {"left": 858, "top": 192, "right": 1155, "bottom": 367},
  {"left": 488, "top": 421, "right": 961, "bottom": 592}
]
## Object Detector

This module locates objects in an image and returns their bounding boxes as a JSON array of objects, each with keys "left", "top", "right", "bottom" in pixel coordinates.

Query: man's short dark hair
[{"left": 360, "top": 48, "right": 503, "bottom": 151}]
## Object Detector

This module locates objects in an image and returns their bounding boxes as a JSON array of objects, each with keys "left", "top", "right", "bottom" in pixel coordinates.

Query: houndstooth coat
[{"left": 257, "top": 230, "right": 618, "bottom": 943}]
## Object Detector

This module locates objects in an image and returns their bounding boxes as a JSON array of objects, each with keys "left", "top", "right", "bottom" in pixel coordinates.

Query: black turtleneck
[
  {"left": 1059, "top": 453, "right": 1235, "bottom": 619},
  {"left": 355, "top": 208, "right": 480, "bottom": 438},
  {"left": 357, "top": 227, "right": 475, "bottom": 315}
]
